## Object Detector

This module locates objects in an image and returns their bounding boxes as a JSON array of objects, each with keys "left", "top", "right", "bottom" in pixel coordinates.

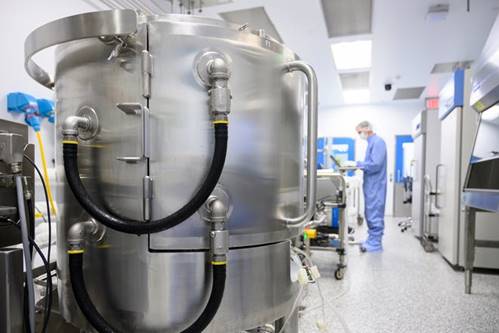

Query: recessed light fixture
[
  {"left": 331, "top": 40, "right": 372, "bottom": 71},
  {"left": 343, "top": 89, "right": 371, "bottom": 104}
]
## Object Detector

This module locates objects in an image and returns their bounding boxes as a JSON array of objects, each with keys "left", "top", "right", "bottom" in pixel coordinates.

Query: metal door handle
[
  {"left": 24, "top": 10, "right": 138, "bottom": 89},
  {"left": 116, "top": 103, "right": 150, "bottom": 163},
  {"left": 282, "top": 61, "right": 318, "bottom": 227},
  {"left": 435, "top": 164, "right": 444, "bottom": 209}
]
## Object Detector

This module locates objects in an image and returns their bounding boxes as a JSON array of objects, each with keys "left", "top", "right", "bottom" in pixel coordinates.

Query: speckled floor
[{"left": 298, "top": 217, "right": 499, "bottom": 333}]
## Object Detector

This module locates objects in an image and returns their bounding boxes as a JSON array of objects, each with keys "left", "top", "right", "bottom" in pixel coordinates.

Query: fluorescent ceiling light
[
  {"left": 343, "top": 89, "right": 370, "bottom": 104},
  {"left": 331, "top": 40, "right": 372, "bottom": 71},
  {"left": 482, "top": 105, "right": 499, "bottom": 121}
]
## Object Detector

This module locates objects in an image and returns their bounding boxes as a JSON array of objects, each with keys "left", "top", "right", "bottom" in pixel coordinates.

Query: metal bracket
[{"left": 116, "top": 103, "right": 150, "bottom": 163}]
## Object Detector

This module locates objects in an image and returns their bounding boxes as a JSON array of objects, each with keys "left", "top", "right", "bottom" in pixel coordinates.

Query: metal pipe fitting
[
  {"left": 207, "top": 57, "right": 231, "bottom": 122},
  {"left": 67, "top": 219, "right": 106, "bottom": 251},
  {"left": 62, "top": 115, "right": 92, "bottom": 137},
  {"left": 205, "top": 197, "right": 229, "bottom": 262}
]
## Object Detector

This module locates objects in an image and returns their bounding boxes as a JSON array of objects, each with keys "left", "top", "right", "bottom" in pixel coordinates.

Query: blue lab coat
[{"left": 357, "top": 134, "right": 387, "bottom": 245}]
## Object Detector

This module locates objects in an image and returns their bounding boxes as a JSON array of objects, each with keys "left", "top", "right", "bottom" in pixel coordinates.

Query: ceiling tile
[
  {"left": 321, "top": 0, "right": 373, "bottom": 38},
  {"left": 393, "top": 87, "right": 426, "bottom": 100},
  {"left": 340, "top": 72, "right": 370, "bottom": 90}
]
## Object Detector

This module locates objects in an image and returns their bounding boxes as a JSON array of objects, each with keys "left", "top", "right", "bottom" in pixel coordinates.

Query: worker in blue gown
[{"left": 355, "top": 121, "right": 387, "bottom": 252}]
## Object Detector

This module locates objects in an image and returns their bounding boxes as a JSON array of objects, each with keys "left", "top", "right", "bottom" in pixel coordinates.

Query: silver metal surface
[
  {"left": 28, "top": 11, "right": 307, "bottom": 332},
  {"left": 24, "top": 9, "right": 138, "bottom": 89},
  {"left": 0, "top": 248, "right": 24, "bottom": 333},
  {"left": 0, "top": 133, "right": 24, "bottom": 173},
  {"left": 283, "top": 61, "right": 318, "bottom": 227}
]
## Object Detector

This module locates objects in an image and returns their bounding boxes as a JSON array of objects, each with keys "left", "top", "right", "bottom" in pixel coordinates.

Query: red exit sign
[{"left": 426, "top": 97, "right": 439, "bottom": 110}]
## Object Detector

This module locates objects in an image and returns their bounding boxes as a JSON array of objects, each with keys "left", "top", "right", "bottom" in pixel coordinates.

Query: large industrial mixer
[{"left": 24, "top": 10, "right": 317, "bottom": 332}]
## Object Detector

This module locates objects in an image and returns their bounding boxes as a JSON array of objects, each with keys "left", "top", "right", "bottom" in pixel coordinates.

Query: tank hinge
[
  {"left": 141, "top": 50, "right": 153, "bottom": 98},
  {"left": 143, "top": 176, "right": 153, "bottom": 221}
]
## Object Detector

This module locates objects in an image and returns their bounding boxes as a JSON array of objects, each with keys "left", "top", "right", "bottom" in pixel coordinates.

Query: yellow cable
[{"left": 36, "top": 131, "right": 57, "bottom": 215}]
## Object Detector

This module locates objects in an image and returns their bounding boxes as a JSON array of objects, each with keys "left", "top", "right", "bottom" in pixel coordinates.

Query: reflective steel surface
[{"left": 49, "top": 12, "right": 304, "bottom": 332}]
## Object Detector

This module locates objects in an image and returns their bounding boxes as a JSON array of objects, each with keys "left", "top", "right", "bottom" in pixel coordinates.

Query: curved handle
[
  {"left": 283, "top": 61, "right": 318, "bottom": 227},
  {"left": 24, "top": 10, "right": 138, "bottom": 89},
  {"left": 435, "top": 163, "right": 444, "bottom": 209}
]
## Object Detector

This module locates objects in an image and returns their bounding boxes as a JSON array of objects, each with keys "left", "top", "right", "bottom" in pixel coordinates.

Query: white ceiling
[
  {"left": 199, "top": 0, "right": 499, "bottom": 109},
  {"left": 86, "top": 0, "right": 499, "bottom": 109}
]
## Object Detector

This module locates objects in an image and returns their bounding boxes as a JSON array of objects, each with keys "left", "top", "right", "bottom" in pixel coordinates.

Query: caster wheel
[{"left": 335, "top": 268, "right": 345, "bottom": 280}]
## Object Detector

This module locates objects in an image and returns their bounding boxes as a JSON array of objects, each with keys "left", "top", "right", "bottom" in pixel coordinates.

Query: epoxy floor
[{"left": 299, "top": 217, "right": 499, "bottom": 333}]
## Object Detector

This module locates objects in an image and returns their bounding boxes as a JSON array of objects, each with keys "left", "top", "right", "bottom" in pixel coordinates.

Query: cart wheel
[
  {"left": 357, "top": 216, "right": 364, "bottom": 226},
  {"left": 335, "top": 268, "right": 345, "bottom": 280},
  {"left": 423, "top": 242, "right": 435, "bottom": 253}
]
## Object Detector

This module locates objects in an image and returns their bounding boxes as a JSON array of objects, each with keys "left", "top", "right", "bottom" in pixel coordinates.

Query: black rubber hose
[
  {"left": 69, "top": 253, "right": 119, "bottom": 333},
  {"left": 63, "top": 123, "right": 228, "bottom": 235},
  {"left": 69, "top": 253, "right": 227, "bottom": 333},
  {"left": 181, "top": 264, "right": 226, "bottom": 333}
]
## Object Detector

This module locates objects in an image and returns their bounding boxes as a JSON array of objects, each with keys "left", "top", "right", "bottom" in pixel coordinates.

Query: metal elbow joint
[
  {"left": 62, "top": 115, "right": 91, "bottom": 138},
  {"left": 67, "top": 219, "right": 106, "bottom": 252},
  {"left": 205, "top": 197, "right": 229, "bottom": 263}
]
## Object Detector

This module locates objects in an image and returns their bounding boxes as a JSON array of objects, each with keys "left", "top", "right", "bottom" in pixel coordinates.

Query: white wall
[
  {"left": 0, "top": 0, "right": 96, "bottom": 200},
  {"left": 318, "top": 101, "right": 423, "bottom": 215}
]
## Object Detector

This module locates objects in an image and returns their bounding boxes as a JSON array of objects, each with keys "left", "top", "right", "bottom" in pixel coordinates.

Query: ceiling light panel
[
  {"left": 321, "top": 0, "right": 373, "bottom": 38},
  {"left": 393, "top": 87, "right": 426, "bottom": 100},
  {"left": 340, "top": 72, "right": 370, "bottom": 90},
  {"left": 331, "top": 40, "right": 372, "bottom": 71},
  {"left": 219, "top": 7, "right": 283, "bottom": 43}
]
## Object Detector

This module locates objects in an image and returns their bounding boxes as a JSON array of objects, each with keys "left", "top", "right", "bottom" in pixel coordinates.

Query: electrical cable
[
  {"left": 35, "top": 132, "right": 57, "bottom": 215},
  {"left": 62, "top": 122, "right": 228, "bottom": 235},
  {"left": 24, "top": 154, "right": 53, "bottom": 333},
  {"left": 15, "top": 175, "right": 36, "bottom": 333}
]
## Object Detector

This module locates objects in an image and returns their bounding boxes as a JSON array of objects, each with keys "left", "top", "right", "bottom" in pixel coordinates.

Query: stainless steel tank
[{"left": 25, "top": 10, "right": 317, "bottom": 332}]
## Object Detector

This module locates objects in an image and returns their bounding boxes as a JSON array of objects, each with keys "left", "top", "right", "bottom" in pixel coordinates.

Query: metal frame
[{"left": 304, "top": 172, "right": 347, "bottom": 279}]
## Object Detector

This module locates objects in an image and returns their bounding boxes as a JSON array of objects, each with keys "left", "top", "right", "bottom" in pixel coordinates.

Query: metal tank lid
[{"left": 141, "top": 12, "right": 299, "bottom": 60}]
